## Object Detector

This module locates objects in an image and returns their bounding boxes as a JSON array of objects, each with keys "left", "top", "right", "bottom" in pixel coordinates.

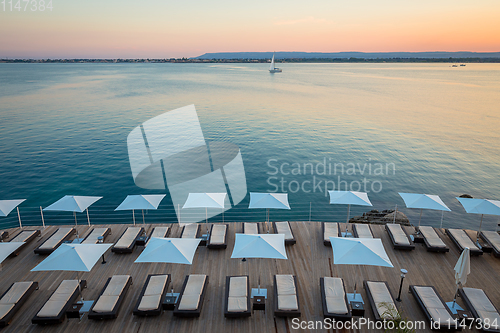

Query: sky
[{"left": 0, "top": 0, "right": 499, "bottom": 58}]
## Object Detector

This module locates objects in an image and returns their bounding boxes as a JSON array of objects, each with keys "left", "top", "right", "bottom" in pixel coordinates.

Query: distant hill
[{"left": 194, "top": 51, "right": 500, "bottom": 60}]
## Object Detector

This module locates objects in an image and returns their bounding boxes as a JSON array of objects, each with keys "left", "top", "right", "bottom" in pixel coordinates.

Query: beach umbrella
[
  {"left": 0, "top": 199, "right": 26, "bottom": 228},
  {"left": 457, "top": 198, "right": 500, "bottom": 242},
  {"left": 115, "top": 194, "right": 166, "bottom": 225},
  {"left": 248, "top": 193, "right": 290, "bottom": 231},
  {"left": 329, "top": 191, "right": 372, "bottom": 235},
  {"left": 398, "top": 193, "right": 451, "bottom": 229},
  {"left": 134, "top": 238, "right": 201, "bottom": 265},
  {"left": 449, "top": 247, "right": 471, "bottom": 312},
  {"left": 0, "top": 242, "right": 25, "bottom": 265},
  {"left": 31, "top": 243, "right": 112, "bottom": 300},
  {"left": 182, "top": 193, "right": 226, "bottom": 224},
  {"left": 330, "top": 237, "right": 393, "bottom": 302},
  {"left": 231, "top": 233, "right": 287, "bottom": 297}
]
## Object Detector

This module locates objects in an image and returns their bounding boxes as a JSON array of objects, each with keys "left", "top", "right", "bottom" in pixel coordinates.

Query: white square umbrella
[
  {"left": 115, "top": 194, "right": 166, "bottom": 225},
  {"left": 248, "top": 192, "right": 290, "bottom": 227},
  {"left": 448, "top": 247, "right": 471, "bottom": 313},
  {"left": 329, "top": 191, "right": 373, "bottom": 236},
  {"left": 134, "top": 237, "right": 201, "bottom": 265},
  {"left": 43, "top": 195, "right": 103, "bottom": 233},
  {"left": 457, "top": 197, "right": 500, "bottom": 242},
  {"left": 399, "top": 193, "right": 451, "bottom": 229},
  {"left": 0, "top": 242, "right": 25, "bottom": 265},
  {"left": 0, "top": 199, "right": 26, "bottom": 228},
  {"left": 182, "top": 193, "right": 227, "bottom": 224}
]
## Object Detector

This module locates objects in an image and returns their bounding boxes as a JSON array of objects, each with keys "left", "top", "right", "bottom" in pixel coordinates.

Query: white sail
[{"left": 269, "top": 53, "right": 275, "bottom": 71}]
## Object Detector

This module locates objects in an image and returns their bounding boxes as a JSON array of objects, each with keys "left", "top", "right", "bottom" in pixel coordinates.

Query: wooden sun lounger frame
[
  {"left": 363, "top": 280, "right": 397, "bottom": 321},
  {"left": 111, "top": 227, "right": 144, "bottom": 254},
  {"left": 445, "top": 229, "right": 483, "bottom": 256},
  {"left": 421, "top": 227, "right": 449, "bottom": 253},
  {"left": 458, "top": 288, "right": 500, "bottom": 333},
  {"left": 480, "top": 231, "right": 500, "bottom": 258},
  {"left": 409, "top": 285, "right": 460, "bottom": 331},
  {"left": 207, "top": 224, "right": 228, "bottom": 249},
  {"left": 272, "top": 222, "right": 296, "bottom": 245},
  {"left": 385, "top": 224, "right": 415, "bottom": 250},
  {"left": 320, "top": 277, "right": 351, "bottom": 320},
  {"left": 242, "top": 222, "right": 261, "bottom": 234},
  {"left": 180, "top": 224, "right": 201, "bottom": 239},
  {"left": 133, "top": 274, "right": 170, "bottom": 317},
  {"left": 88, "top": 276, "right": 132, "bottom": 320},
  {"left": 32, "top": 280, "right": 86, "bottom": 325},
  {"left": 9, "top": 229, "right": 41, "bottom": 257},
  {"left": 273, "top": 275, "right": 301, "bottom": 318},
  {"left": 224, "top": 275, "right": 251, "bottom": 318},
  {"left": 173, "top": 275, "right": 209, "bottom": 318},
  {"left": 0, "top": 281, "right": 38, "bottom": 328},
  {"left": 322, "top": 222, "right": 342, "bottom": 246},
  {"left": 352, "top": 224, "right": 374, "bottom": 238},
  {"left": 34, "top": 228, "right": 76, "bottom": 255},
  {"left": 81, "top": 227, "right": 111, "bottom": 244}
]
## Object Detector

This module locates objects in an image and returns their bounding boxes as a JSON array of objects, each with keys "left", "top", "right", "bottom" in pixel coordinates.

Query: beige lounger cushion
[
  {"left": 275, "top": 222, "right": 293, "bottom": 240},
  {"left": 39, "top": 228, "right": 73, "bottom": 249},
  {"left": 82, "top": 228, "right": 109, "bottom": 244},
  {"left": 419, "top": 227, "right": 446, "bottom": 248},
  {"left": 10, "top": 230, "right": 36, "bottom": 243},
  {"left": 276, "top": 275, "right": 298, "bottom": 311},
  {"left": 137, "top": 275, "right": 168, "bottom": 311},
  {"left": 481, "top": 231, "right": 500, "bottom": 252},
  {"left": 182, "top": 224, "right": 198, "bottom": 238},
  {"left": 114, "top": 228, "right": 141, "bottom": 248},
  {"left": 387, "top": 224, "right": 410, "bottom": 245},
  {"left": 355, "top": 224, "right": 373, "bottom": 238},
  {"left": 151, "top": 227, "right": 169, "bottom": 238},
  {"left": 0, "top": 281, "right": 33, "bottom": 304},
  {"left": 462, "top": 288, "right": 500, "bottom": 324},
  {"left": 448, "top": 229, "right": 479, "bottom": 251},
  {"left": 177, "top": 275, "right": 206, "bottom": 311},
  {"left": 138, "top": 295, "right": 162, "bottom": 311},
  {"left": 227, "top": 276, "right": 248, "bottom": 312},
  {"left": 92, "top": 296, "right": 119, "bottom": 313},
  {"left": 324, "top": 223, "right": 338, "bottom": 242},
  {"left": 177, "top": 295, "right": 200, "bottom": 311},
  {"left": 244, "top": 222, "right": 258, "bottom": 234},
  {"left": 210, "top": 225, "right": 226, "bottom": 245},
  {"left": 93, "top": 275, "right": 130, "bottom": 313},
  {"left": 366, "top": 281, "right": 397, "bottom": 318},
  {"left": 323, "top": 277, "right": 348, "bottom": 314},
  {"left": 0, "top": 304, "right": 15, "bottom": 320},
  {"left": 414, "top": 286, "right": 453, "bottom": 323},
  {"left": 36, "top": 280, "right": 79, "bottom": 317},
  {"left": 228, "top": 297, "right": 247, "bottom": 312}
]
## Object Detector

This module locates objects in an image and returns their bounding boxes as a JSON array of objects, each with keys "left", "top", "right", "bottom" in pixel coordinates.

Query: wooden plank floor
[{"left": 1, "top": 222, "right": 499, "bottom": 332}]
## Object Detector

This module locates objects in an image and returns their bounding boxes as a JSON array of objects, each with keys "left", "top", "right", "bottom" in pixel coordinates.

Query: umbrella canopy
[
  {"left": 0, "top": 199, "right": 26, "bottom": 217},
  {"left": 399, "top": 193, "right": 451, "bottom": 229},
  {"left": 248, "top": 193, "right": 290, "bottom": 210},
  {"left": 329, "top": 237, "right": 394, "bottom": 268},
  {"left": 44, "top": 196, "right": 102, "bottom": 213},
  {"left": 134, "top": 238, "right": 201, "bottom": 265},
  {"left": 31, "top": 243, "right": 112, "bottom": 272},
  {"left": 182, "top": 193, "right": 226, "bottom": 209},
  {"left": 454, "top": 247, "right": 471, "bottom": 287},
  {"left": 231, "top": 233, "right": 287, "bottom": 259},
  {"left": 329, "top": 191, "right": 373, "bottom": 207},
  {"left": 0, "top": 242, "right": 25, "bottom": 265},
  {"left": 457, "top": 198, "right": 500, "bottom": 242},
  {"left": 115, "top": 194, "right": 166, "bottom": 211}
]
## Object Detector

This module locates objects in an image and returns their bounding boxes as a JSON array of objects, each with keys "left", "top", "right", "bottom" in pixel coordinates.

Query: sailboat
[{"left": 269, "top": 52, "right": 282, "bottom": 73}]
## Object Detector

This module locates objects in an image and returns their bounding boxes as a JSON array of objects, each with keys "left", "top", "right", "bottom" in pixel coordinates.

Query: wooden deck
[{"left": 1, "top": 222, "right": 499, "bottom": 332}]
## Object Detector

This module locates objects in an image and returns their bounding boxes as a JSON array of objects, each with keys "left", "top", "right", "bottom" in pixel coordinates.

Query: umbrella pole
[
  {"left": 132, "top": 209, "right": 136, "bottom": 225},
  {"left": 393, "top": 204, "right": 398, "bottom": 223},
  {"left": 142, "top": 209, "right": 145, "bottom": 225},
  {"left": 345, "top": 204, "right": 351, "bottom": 236},
  {"left": 440, "top": 211, "right": 444, "bottom": 229},
  {"left": 178, "top": 204, "right": 181, "bottom": 224},
  {"left": 40, "top": 206, "right": 45, "bottom": 228},
  {"left": 418, "top": 208, "right": 423, "bottom": 230},
  {"left": 86, "top": 208, "right": 90, "bottom": 226},
  {"left": 17, "top": 207, "right": 22, "bottom": 228},
  {"left": 477, "top": 214, "right": 484, "bottom": 243},
  {"left": 74, "top": 212, "right": 80, "bottom": 240}
]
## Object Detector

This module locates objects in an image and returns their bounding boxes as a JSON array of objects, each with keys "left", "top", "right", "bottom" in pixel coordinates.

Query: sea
[{"left": 0, "top": 62, "right": 499, "bottom": 230}]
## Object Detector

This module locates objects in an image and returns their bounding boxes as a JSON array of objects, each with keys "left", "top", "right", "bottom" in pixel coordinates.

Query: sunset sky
[{"left": 1, "top": 0, "right": 499, "bottom": 58}]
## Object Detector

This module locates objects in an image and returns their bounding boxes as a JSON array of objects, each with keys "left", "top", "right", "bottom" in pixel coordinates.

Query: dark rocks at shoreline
[{"left": 349, "top": 209, "right": 410, "bottom": 225}]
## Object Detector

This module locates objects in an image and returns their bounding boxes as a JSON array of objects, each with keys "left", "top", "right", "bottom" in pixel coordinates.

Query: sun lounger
[
  {"left": 364, "top": 280, "right": 399, "bottom": 321},
  {"left": 419, "top": 226, "right": 449, "bottom": 253},
  {"left": 173, "top": 274, "right": 209, "bottom": 318},
  {"left": 322, "top": 222, "right": 340, "bottom": 246},
  {"left": 141, "top": 226, "right": 171, "bottom": 245},
  {"left": 32, "top": 279, "right": 86, "bottom": 325},
  {"left": 180, "top": 223, "right": 201, "bottom": 239},
  {"left": 81, "top": 227, "right": 111, "bottom": 244},
  {"left": 459, "top": 287, "right": 500, "bottom": 332},
  {"left": 8, "top": 229, "right": 41, "bottom": 256},
  {"left": 0, "top": 281, "right": 38, "bottom": 328},
  {"left": 386, "top": 224, "right": 415, "bottom": 250},
  {"left": 242, "top": 222, "right": 260, "bottom": 234},
  {"left": 320, "top": 277, "right": 351, "bottom": 320},
  {"left": 34, "top": 228, "right": 75, "bottom": 254},
  {"left": 0, "top": 231, "right": 7, "bottom": 241},
  {"left": 446, "top": 228, "right": 483, "bottom": 256},
  {"left": 273, "top": 222, "right": 296, "bottom": 245},
  {"left": 409, "top": 285, "right": 459, "bottom": 331},
  {"left": 352, "top": 224, "right": 374, "bottom": 238},
  {"left": 274, "top": 274, "right": 301, "bottom": 317},
  {"left": 224, "top": 275, "right": 251, "bottom": 318},
  {"left": 88, "top": 275, "right": 132, "bottom": 320},
  {"left": 207, "top": 224, "right": 228, "bottom": 249},
  {"left": 133, "top": 274, "right": 170, "bottom": 317},
  {"left": 480, "top": 231, "right": 500, "bottom": 258},
  {"left": 111, "top": 227, "right": 144, "bottom": 253}
]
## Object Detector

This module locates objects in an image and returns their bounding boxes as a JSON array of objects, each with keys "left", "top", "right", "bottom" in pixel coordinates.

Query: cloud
[{"left": 274, "top": 16, "right": 334, "bottom": 26}]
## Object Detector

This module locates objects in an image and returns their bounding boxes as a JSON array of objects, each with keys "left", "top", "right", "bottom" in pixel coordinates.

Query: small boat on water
[
  {"left": 452, "top": 64, "right": 458, "bottom": 67},
  {"left": 460, "top": 64, "right": 466, "bottom": 66},
  {"left": 269, "top": 52, "right": 282, "bottom": 73}
]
